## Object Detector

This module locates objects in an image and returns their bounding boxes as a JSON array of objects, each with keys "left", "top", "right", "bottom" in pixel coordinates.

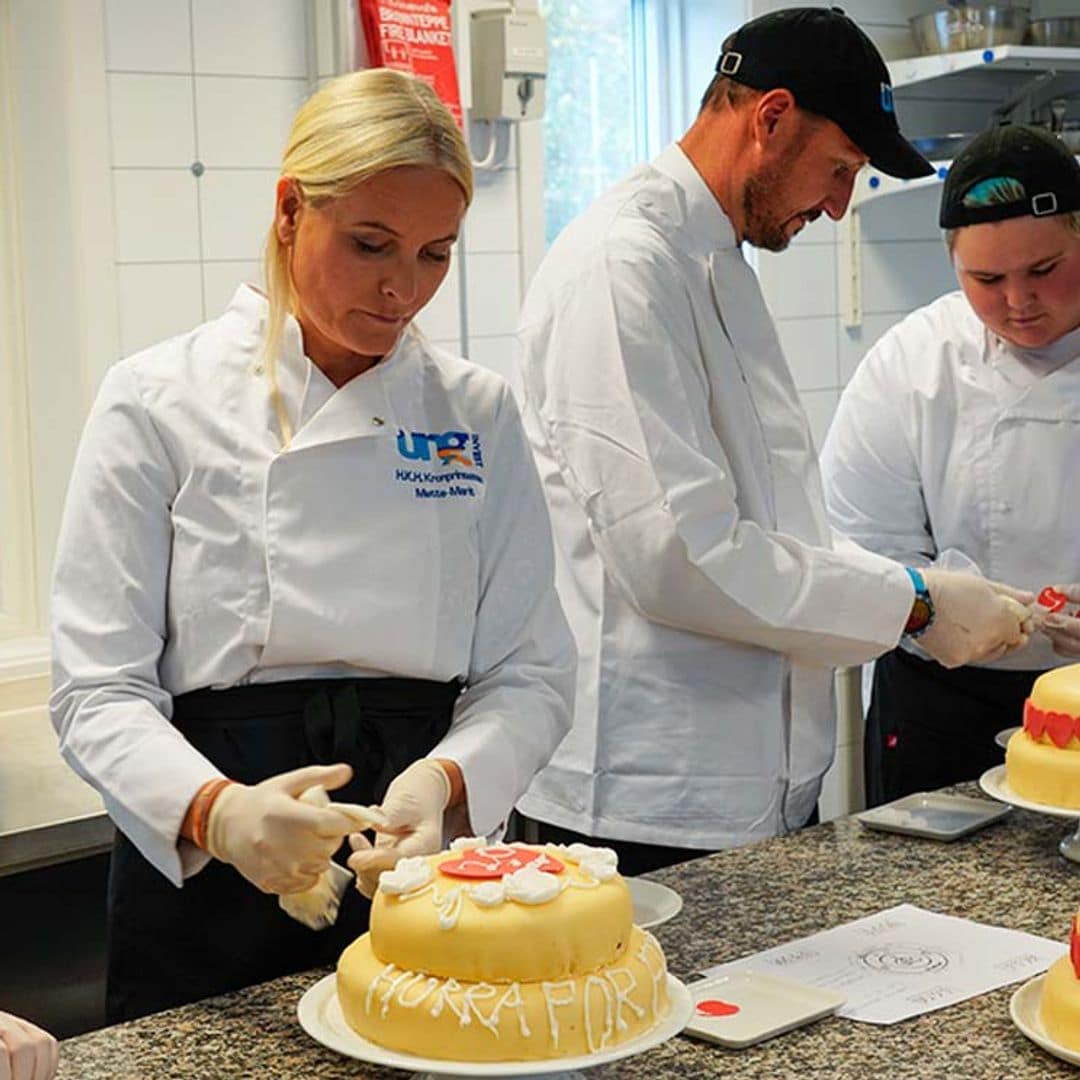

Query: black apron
[
  {"left": 864, "top": 648, "right": 1044, "bottom": 808},
  {"left": 106, "top": 676, "right": 459, "bottom": 1022}
]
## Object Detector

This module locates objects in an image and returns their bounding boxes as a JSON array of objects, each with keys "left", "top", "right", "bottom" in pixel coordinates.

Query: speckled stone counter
[{"left": 58, "top": 785, "right": 1080, "bottom": 1079}]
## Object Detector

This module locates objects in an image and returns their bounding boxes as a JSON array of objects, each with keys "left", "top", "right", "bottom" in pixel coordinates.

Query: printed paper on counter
[{"left": 699, "top": 903, "right": 1064, "bottom": 1025}]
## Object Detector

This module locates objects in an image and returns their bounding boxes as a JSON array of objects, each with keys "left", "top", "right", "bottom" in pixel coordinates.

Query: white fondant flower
[
  {"left": 468, "top": 880, "right": 507, "bottom": 907},
  {"left": 504, "top": 864, "right": 562, "bottom": 905},
  {"left": 450, "top": 836, "right": 487, "bottom": 851},
  {"left": 379, "top": 856, "right": 433, "bottom": 895}
]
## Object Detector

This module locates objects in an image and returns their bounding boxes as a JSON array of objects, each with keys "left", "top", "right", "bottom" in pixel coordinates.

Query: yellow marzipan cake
[
  {"left": 1040, "top": 909, "right": 1080, "bottom": 1051},
  {"left": 336, "top": 841, "right": 671, "bottom": 1061},
  {"left": 1006, "top": 664, "right": 1080, "bottom": 808}
]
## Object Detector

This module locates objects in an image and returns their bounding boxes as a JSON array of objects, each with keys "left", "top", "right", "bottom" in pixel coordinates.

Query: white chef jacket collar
[
  {"left": 997, "top": 319, "right": 1080, "bottom": 376},
  {"left": 225, "top": 283, "right": 405, "bottom": 451},
  {"left": 653, "top": 143, "right": 739, "bottom": 252}
]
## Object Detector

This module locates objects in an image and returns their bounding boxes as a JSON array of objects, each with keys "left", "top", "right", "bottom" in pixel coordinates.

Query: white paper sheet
[{"left": 700, "top": 903, "right": 1065, "bottom": 1025}]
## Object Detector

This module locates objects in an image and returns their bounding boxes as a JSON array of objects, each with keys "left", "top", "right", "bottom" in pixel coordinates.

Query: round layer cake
[
  {"left": 1006, "top": 664, "right": 1080, "bottom": 808},
  {"left": 1040, "top": 909, "right": 1080, "bottom": 1050},
  {"left": 336, "top": 841, "right": 671, "bottom": 1062}
]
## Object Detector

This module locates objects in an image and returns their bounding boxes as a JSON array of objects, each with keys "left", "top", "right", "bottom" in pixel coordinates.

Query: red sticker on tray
[
  {"left": 439, "top": 845, "right": 565, "bottom": 880},
  {"left": 696, "top": 999, "right": 741, "bottom": 1017}
]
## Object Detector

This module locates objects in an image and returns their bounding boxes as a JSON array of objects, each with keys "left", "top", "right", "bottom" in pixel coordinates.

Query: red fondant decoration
[
  {"left": 1023, "top": 700, "right": 1080, "bottom": 745},
  {"left": 1071, "top": 916, "right": 1080, "bottom": 980},
  {"left": 1024, "top": 699, "right": 1047, "bottom": 739},
  {"left": 439, "top": 845, "right": 565, "bottom": 880},
  {"left": 1047, "top": 712, "right": 1075, "bottom": 749},
  {"left": 1039, "top": 587, "right": 1069, "bottom": 614},
  {"left": 696, "top": 999, "right": 741, "bottom": 1018}
]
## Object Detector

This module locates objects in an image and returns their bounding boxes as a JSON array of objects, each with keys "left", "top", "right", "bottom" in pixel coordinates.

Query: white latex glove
[
  {"left": 347, "top": 759, "right": 452, "bottom": 898},
  {"left": 918, "top": 570, "right": 1033, "bottom": 669},
  {"left": 0, "top": 1011, "right": 58, "bottom": 1080},
  {"left": 1039, "top": 583, "right": 1080, "bottom": 658},
  {"left": 205, "top": 763, "right": 358, "bottom": 895}
]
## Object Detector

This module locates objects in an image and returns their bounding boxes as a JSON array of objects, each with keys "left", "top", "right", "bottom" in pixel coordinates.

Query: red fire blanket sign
[{"left": 358, "top": 0, "right": 463, "bottom": 127}]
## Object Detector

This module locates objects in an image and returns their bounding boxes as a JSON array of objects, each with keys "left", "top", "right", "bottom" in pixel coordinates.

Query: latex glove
[
  {"left": 279, "top": 786, "right": 391, "bottom": 929},
  {"left": 0, "top": 1011, "right": 58, "bottom": 1080},
  {"left": 1039, "top": 584, "right": 1080, "bottom": 658},
  {"left": 918, "top": 570, "right": 1032, "bottom": 669},
  {"left": 347, "top": 759, "right": 452, "bottom": 898},
  {"left": 205, "top": 763, "right": 358, "bottom": 895}
]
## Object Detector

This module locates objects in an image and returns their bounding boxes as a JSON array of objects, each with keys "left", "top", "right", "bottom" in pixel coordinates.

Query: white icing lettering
[
  {"left": 541, "top": 980, "right": 576, "bottom": 1050},
  {"left": 462, "top": 983, "right": 499, "bottom": 1034},
  {"left": 429, "top": 977, "right": 467, "bottom": 1024},
  {"left": 584, "top": 974, "right": 615, "bottom": 1053},
  {"left": 637, "top": 932, "right": 668, "bottom": 1015},
  {"left": 492, "top": 982, "right": 531, "bottom": 1038},
  {"left": 365, "top": 963, "right": 400, "bottom": 1016},
  {"left": 605, "top": 966, "right": 645, "bottom": 1030},
  {"left": 436, "top": 885, "right": 464, "bottom": 929},
  {"left": 396, "top": 972, "right": 439, "bottom": 1010}
]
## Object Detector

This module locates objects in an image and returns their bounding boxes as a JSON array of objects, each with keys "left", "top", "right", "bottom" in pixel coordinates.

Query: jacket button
[{"left": 372, "top": 416, "right": 385, "bottom": 426}]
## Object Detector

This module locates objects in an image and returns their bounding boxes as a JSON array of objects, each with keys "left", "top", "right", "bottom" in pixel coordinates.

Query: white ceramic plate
[
  {"left": 297, "top": 972, "right": 693, "bottom": 1077},
  {"left": 979, "top": 765, "right": 1080, "bottom": 820},
  {"left": 683, "top": 971, "right": 846, "bottom": 1049},
  {"left": 628, "top": 878, "right": 683, "bottom": 929},
  {"left": 995, "top": 726, "right": 1021, "bottom": 750},
  {"left": 856, "top": 792, "right": 1010, "bottom": 841},
  {"left": 1010, "top": 974, "right": 1080, "bottom": 1068}
]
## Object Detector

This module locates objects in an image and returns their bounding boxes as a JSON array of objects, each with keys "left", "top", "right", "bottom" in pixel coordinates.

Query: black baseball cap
[
  {"left": 715, "top": 7, "right": 933, "bottom": 180},
  {"left": 939, "top": 124, "right": 1080, "bottom": 228}
]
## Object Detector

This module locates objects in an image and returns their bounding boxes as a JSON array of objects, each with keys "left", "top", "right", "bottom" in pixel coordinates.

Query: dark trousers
[
  {"left": 511, "top": 806, "right": 819, "bottom": 878},
  {"left": 106, "top": 676, "right": 459, "bottom": 1022},
  {"left": 864, "top": 647, "right": 1044, "bottom": 809}
]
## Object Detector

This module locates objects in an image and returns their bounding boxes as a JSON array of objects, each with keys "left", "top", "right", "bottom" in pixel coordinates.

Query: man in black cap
[
  {"left": 512, "top": 7, "right": 1034, "bottom": 874},
  {"left": 823, "top": 123, "right": 1080, "bottom": 808}
]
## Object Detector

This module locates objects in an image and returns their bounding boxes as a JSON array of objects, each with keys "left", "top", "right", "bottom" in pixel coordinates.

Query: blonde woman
[
  {"left": 50, "top": 69, "right": 574, "bottom": 1021},
  {"left": 822, "top": 124, "right": 1080, "bottom": 806}
]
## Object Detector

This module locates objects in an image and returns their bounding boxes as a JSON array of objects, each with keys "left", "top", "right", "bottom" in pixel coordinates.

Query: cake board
[
  {"left": 298, "top": 972, "right": 693, "bottom": 1080},
  {"left": 979, "top": 766, "right": 1080, "bottom": 863},
  {"left": 1010, "top": 975, "right": 1080, "bottom": 1068}
]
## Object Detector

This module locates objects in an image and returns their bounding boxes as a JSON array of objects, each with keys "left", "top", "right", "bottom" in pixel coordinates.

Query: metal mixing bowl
[
  {"left": 1027, "top": 17, "right": 1080, "bottom": 47},
  {"left": 909, "top": 6, "right": 1030, "bottom": 55}
]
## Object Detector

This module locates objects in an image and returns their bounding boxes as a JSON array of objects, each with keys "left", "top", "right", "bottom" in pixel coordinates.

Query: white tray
[
  {"left": 683, "top": 971, "right": 846, "bottom": 1049},
  {"left": 1010, "top": 974, "right": 1080, "bottom": 1068},
  {"left": 628, "top": 877, "right": 683, "bottom": 929},
  {"left": 297, "top": 972, "right": 693, "bottom": 1078},
  {"left": 856, "top": 792, "right": 1010, "bottom": 841}
]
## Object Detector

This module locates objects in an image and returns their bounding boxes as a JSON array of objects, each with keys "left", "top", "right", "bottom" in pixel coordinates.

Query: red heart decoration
[
  {"left": 1047, "top": 712, "right": 1075, "bottom": 749},
  {"left": 439, "top": 845, "right": 565, "bottom": 880},
  {"left": 1023, "top": 700, "right": 1046, "bottom": 739},
  {"left": 1039, "top": 587, "right": 1068, "bottom": 614},
  {"left": 696, "top": 999, "right": 741, "bottom": 1018}
]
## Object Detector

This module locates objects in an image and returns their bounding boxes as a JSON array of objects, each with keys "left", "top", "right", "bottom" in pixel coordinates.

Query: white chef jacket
[
  {"left": 514, "top": 144, "right": 914, "bottom": 849},
  {"left": 50, "top": 285, "right": 575, "bottom": 886},
  {"left": 822, "top": 290, "right": 1080, "bottom": 672}
]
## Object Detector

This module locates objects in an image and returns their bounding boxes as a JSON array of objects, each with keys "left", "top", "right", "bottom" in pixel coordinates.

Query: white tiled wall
[{"left": 102, "top": 0, "right": 520, "bottom": 374}]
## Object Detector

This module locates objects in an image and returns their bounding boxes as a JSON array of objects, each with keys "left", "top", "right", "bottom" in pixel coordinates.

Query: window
[{"left": 539, "top": 0, "right": 745, "bottom": 246}]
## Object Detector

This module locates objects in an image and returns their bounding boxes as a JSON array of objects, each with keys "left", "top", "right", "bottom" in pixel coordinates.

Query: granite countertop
[{"left": 58, "top": 784, "right": 1080, "bottom": 1079}]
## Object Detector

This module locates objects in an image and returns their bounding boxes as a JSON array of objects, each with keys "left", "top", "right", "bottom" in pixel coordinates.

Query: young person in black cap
[
  {"left": 822, "top": 123, "right": 1080, "bottom": 806},
  {"left": 512, "top": 7, "right": 1033, "bottom": 873}
]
